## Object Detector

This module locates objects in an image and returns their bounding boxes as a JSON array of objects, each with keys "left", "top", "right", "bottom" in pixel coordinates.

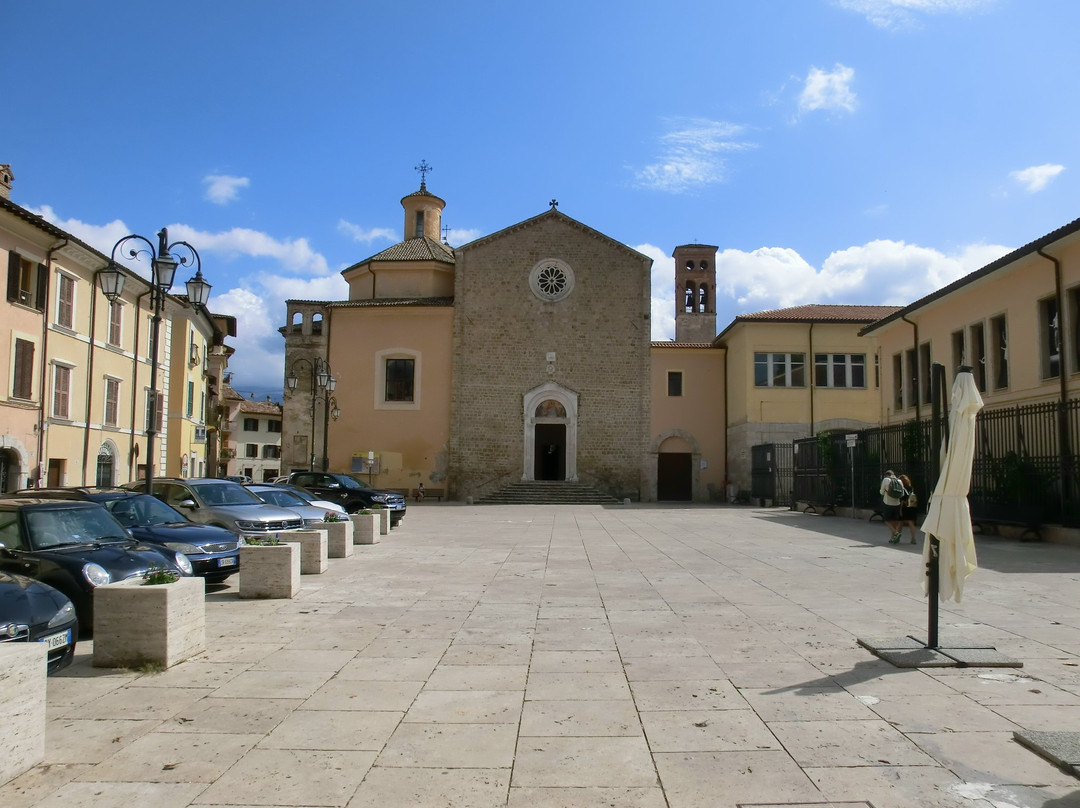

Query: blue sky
[{"left": 4, "top": 0, "right": 1078, "bottom": 397}]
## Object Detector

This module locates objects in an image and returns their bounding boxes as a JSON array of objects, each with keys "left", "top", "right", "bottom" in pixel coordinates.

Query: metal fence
[{"left": 751, "top": 397, "right": 1080, "bottom": 526}]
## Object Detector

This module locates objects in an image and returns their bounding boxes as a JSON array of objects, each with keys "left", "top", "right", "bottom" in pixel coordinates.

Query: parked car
[
  {"left": 269, "top": 483, "right": 347, "bottom": 515},
  {"left": 122, "top": 478, "right": 303, "bottom": 539},
  {"left": 0, "top": 498, "right": 192, "bottom": 634},
  {"left": 245, "top": 484, "right": 342, "bottom": 527},
  {"left": 0, "top": 569, "right": 78, "bottom": 674},
  {"left": 17, "top": 488, "right": 242, "bottom": 583},
  {"left": 286, "top": 472, "right": 407, "bottom": 525},
  {"left": 224, "top": 474, "right": 254, "bottom": 484}
]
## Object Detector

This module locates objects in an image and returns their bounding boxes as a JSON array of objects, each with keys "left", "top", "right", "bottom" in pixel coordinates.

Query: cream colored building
[
  {"left": 0, "top": 173, "right": 231, "bottom": 489},
  {"left": 219, "top": 385, "right": 283, "bottom": 482}
]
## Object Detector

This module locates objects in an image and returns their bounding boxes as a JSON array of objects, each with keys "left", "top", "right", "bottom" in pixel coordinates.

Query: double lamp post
[
  {"left": 287, "top": 358, "right": 339, "bottom": 472},
  {"left": 97, "top": 228, "right": 211, "bottom": 494}
]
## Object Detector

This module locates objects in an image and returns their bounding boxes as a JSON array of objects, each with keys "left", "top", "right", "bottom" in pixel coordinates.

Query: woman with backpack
[{"left": 898, "top": 473, "right": 919, "bottom": 544}]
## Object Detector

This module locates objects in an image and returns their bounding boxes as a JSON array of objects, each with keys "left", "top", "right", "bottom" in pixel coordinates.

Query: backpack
[{"left": 887, "top": 476, "right": 906, "bottom": 500}]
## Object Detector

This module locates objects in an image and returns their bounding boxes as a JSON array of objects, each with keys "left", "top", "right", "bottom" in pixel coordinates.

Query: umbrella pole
[{"left": 927, "top": 362, "right": 949, "bottom": 649}]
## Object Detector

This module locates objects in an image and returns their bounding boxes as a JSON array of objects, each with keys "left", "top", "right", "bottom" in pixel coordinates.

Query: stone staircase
[{"left": 475, "top": 481, "right": 622, "bottom": 505}]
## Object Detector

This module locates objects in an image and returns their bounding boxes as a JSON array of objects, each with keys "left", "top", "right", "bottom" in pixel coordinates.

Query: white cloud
[
  {"left": 799, "top": 64, "right": 857, "bottom": 114},
  {"left": 446, "top": 227, "right": 482, "bottom": 246},
  {"left": 647, "top": 237, "right": 1013, "bottom": 340},
  {"left": 338, "top": 220, "right": 397, "bottom": 243},
  {"left": 166, "top": 224, "right": 331, "bottom": 275},
  {"left": 834, "top": 0, "right": 996, "bottom": 30},
  {"left": 1010, "top": 164, "right": 1065, "bottom": 193},
  {"left": 634, "top": 119, "right": 755, "bottom": 193},
  {"left": 203, "top": 174, "right": 249, "bottom": 205},
  {"left": 29, "top": 206, "right": 133, "bottom": 259}
]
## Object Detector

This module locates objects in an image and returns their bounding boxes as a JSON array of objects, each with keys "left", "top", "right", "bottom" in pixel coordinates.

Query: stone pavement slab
[{"left": 8, "top": 504, "right": 1080, "bottom": 806}]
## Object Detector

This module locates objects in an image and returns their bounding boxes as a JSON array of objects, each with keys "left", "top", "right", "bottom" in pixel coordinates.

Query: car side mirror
[{"left": 178, "top": 499, "right": 198, "bottom": 510}]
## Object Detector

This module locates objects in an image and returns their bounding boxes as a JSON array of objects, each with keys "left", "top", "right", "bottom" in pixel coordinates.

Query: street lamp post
[
  {"left": 320, "top": 387, "right": 339, "bottom": 472},
  {"left": 286, "top": 357, "right": 333, "bottom": 472},
  {"left": 98, "top": 228, "right": 211, "bottom": 494}
]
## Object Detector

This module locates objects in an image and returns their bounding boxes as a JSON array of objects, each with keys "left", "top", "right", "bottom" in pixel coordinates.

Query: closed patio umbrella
[{"left": 921, "top": 369, "right": 984, "bottom": 603}]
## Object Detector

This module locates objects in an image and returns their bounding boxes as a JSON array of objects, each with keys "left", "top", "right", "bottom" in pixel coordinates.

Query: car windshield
[
  {"left": 285, "top": 487, "right": 318, "bottom": 504},
  {"left": 190, "top": 482, "right": 263, "bottom": 506},
  {"left": 339, "top": 475, "right": 372, "bottom": 490},
  {"left": 24, "top": 506, "right": 129, "bottom": 549},
  {"left": 252, "top": 489, "right": 305, "bottom": 507},
  {"left": 106, "top": 495, "right": 186, "bottom": 527}
]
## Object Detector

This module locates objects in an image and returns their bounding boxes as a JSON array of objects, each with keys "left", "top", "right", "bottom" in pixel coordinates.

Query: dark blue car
[
  {"left": 17, "top": 489, "right": 241, "bottom": 584},
  {"left": 0, "top": 569, "right": 78, "bottom": 674},
  {"left": 0, "top": 498, "right": 191, "bottom": 634}
]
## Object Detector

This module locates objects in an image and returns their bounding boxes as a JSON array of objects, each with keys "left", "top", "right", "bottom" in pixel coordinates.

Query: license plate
[
  {"left": 39, "top": 629, "right": 71, "bottom": 650},
  {"left": 218, "top": 556, "right": 237, "bottom": 567}
]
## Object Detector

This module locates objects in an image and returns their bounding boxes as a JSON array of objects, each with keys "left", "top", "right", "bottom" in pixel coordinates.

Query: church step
[{"left": 476, "top": 481, "right": 621, "bottom": 505}]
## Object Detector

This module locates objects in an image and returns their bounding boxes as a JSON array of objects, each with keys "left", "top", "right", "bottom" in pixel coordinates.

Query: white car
[{"left": 245, "top": 484, "right": 345, "bottom": 527}]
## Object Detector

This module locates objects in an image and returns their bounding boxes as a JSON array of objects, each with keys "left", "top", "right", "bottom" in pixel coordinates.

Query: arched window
[
  {"left": 312, "top": 312, "right": 323, "bottom": 335},
  {"left": 699, "top": 260, "right": 709, "bottom": 271},
  {"left": 684, "top": 282, "right": 697, "bottom": 313},
  {"left": 698, "top": 285, "right": 708, "bottom": 313},
  {"left": 685, "top": 260, "right": 694, "bottom": 271},
  {"left": 291, "top": 311, "right": 303, "bottom": 333}
]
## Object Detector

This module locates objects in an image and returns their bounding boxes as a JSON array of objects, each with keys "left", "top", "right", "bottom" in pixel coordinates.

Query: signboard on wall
[{"left": 352, "top": 452, "right": 380, "bottom": 474}]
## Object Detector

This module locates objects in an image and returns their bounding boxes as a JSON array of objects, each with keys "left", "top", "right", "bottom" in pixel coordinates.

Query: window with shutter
[{"left": 13, "top": 338, "right": 34, "bottom": 399}]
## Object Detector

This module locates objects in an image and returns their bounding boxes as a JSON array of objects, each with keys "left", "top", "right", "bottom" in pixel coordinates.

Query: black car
[
  {"left": 20, "top": 489, "right": 241, "bottom": 584},
  {"left": 0, "top": 570, "right": 78, "bottom": 674},
  {"left": 0, "top": 499, "right": 192, "bottom": 634},
  {"left": 287, "top": 472, "right": 407, "bottom": 525}
]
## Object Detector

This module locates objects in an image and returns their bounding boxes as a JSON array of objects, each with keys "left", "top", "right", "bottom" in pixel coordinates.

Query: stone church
[{"left": 282, "top": 178, "right": 669, "bottom": 501}]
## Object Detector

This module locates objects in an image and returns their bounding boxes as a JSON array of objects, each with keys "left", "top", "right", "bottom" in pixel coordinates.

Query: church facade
[{"left": 282, "top": 181, "right": 668, "bottom": 501}]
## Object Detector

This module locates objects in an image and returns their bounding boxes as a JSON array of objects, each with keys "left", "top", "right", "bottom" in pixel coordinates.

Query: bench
[
  {"left": 413, "top": 488, "right": 444, "bottom": 502},
  {"left": 804, "top": 502, "right": 837, "bottom": 516},
  {"left": 970, "top": 502, "right": 1042, "bottom": 542}
]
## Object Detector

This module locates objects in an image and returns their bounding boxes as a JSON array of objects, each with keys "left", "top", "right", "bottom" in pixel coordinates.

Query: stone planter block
[
  {"left": 323, "top": 520, "right": 354, "bottom": 557},
  {"left": 286, "top": 529, "right": 328, "bottom": 574},
  {"left": 378, "top": 509, "right": 390, "bottom": 535},
  {"left": 93, "top": 575, "right": 206, "bottom": 669},
  {"left": 350, "top": 513, "right": 379, "bottom": 545},
  {"left": 240, "top": 543, "right": 300, "bottom": 599},
  {"left": 0, "top": 644, "right": 46, "bottom": 785}
]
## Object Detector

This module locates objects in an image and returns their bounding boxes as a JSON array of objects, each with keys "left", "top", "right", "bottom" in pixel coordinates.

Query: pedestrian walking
[
  {"left": 879, "top": 470, "right": 905, "bottom": 543},
  {"left": 898, "top": 473, "right": 919, "bottom": 544}
]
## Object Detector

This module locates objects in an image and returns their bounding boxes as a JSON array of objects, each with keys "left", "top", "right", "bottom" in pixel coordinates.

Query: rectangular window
[
  {"left": 243, "top": 417, "right": 259, "bottom": 432},
  {"left": 892, "top": 353, "right": 903, "bottom": 410},
  {"left": 57, "top": 274, "right": 75, "bottom": 329},
  {"left": 246, "top": 443, "right": 258, "bottom": 458},
  {"left": 970, "top": 323, "right": 986, "bottom": 392},
  {"left": 52, "top": 365, "right": 71, "bottom": 419},
  {"left": 13, "top": 338, "right": 34, "bottom": 400},
  {"left": 991, "top": 314, "right": 1008, "bottom": 390},
  {"left": 385, "top": 358, "right": 415, "bottom": 401},
  {"left": 951, "top": 329, "right": 966, "bottom": 375},
  {"left": 104, "top": 378, "right": 120, "bottom": 426},
  {"left": 262, "top": 445, "right": 280, "bottom": 459},
  {"left": 667, "top": 371, "right": 683, "bottom": 396},
  {"left": 754, "top": 353, "right": 805, "bottom": 387},
  {"left": 187, "top": 380, "right": 195, "bottom": 416},
  {"left": 267, "top": 420, "right": 282, "bottom": 433},
  {"left": 814, "top": 353, "right": 866, "bottom": 388},
  {"left": 108, "top": 302, "right": 123, "bottom": 347},
  {"left": 7, "top": 253, "right": 47, "bottom": 311},
  {"left": 919, "top": 343, "right": 932, "bottom": 405},
  {"left": 1040, "top": 296, "right": 1060, "bottom": 379},
  {"left": 146, "top": 390, "right": 163, "bottom": 431}
]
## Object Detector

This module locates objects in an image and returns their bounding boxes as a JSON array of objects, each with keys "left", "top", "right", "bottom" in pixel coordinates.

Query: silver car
[
  {"left": 245, "top": 484, "right": 342, "bottom": 528},
  {"left": 126, "top": 478, "right": 303, "bottom": 539}
]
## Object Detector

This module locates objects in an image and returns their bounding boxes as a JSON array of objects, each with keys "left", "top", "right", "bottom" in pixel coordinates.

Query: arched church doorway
[
  {"left": 522, "top": 383, "right": 578, "bottom": 482},
  {"left": 656, "top": 435, "right": 693, "bottom": 501}
]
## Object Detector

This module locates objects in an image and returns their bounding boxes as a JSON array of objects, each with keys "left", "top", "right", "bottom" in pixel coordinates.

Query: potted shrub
[
  {"left": 240, "top": 536, "right": 301, "bottom": 599},
  {"left": 321, "top": 512, "right": 354, "bottom": 558},
  {"left": 93, "top": 566, "right": 206, "bottom": 669},
  {"left": 350, "top": 509, "right": 380, "bottom": 545}
]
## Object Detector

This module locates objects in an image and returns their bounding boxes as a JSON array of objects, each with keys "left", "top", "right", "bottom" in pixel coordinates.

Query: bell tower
[{"left": 674, "top": 244, "right": 718, "bottom": 343}]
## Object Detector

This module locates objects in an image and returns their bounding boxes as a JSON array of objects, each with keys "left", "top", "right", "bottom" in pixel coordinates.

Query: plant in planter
[
  {"left": 245, "top": 536, "right": 281, "bottom": 545},
  {"left": 323, "top": 512, "right": 346, "bottom": 522},
  {"left": 93, "top": 572, "right": 206, "bottom": 669},
  {"left": 349, "top": 510, "right": 380, "bottom": 545}
]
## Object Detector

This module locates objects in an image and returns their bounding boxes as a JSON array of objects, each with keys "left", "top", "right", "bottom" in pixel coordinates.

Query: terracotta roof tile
[
  {"left": 357, "top": 236, "right": 455, "bottom": 265},
  {"left": 734, "top": 304, "right": 901, "bottom": 323}
]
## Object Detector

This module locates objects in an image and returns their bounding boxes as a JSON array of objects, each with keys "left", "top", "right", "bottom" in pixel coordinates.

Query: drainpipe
[
  {"left": 35, "top": 239, "right": 67, "bottom": 487},
  {"left": 901, "top": 314, "right": 920, "bottom": 423},
  {"left": 808, "top": 323, "right": 815, "bottom": 436},
  {"left": 1038, "top": 248, "right": 1073, "bottom": 517},
  {"left": 82, "top": 265, "right": 103, "bottom": 484}
]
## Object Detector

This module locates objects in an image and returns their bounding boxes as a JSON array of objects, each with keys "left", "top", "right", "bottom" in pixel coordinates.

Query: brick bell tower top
[
  {"left": 673, "top": 244, "right": 718, "bottom": 343},
  {"left": 402, "top": 160, "right": 446, "bottom": 241}
]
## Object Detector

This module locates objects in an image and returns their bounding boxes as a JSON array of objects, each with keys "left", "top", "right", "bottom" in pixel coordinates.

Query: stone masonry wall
[{"left": 449, "top": 213, "right": 652, "bottom": 500}]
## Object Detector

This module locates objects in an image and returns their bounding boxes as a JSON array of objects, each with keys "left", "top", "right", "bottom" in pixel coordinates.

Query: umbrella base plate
[{"left": 857, "top": 635, "right": 1023, "bottom": 668}]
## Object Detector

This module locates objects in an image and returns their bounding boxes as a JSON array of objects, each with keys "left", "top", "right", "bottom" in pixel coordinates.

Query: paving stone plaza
[{"left": 6, "top": 503, "right": 1080, "bottom": 808}]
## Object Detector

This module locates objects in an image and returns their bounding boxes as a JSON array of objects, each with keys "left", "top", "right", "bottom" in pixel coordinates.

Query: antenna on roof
[{"left": 415, "top": 159, "right": 432, "bottom": 190}]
